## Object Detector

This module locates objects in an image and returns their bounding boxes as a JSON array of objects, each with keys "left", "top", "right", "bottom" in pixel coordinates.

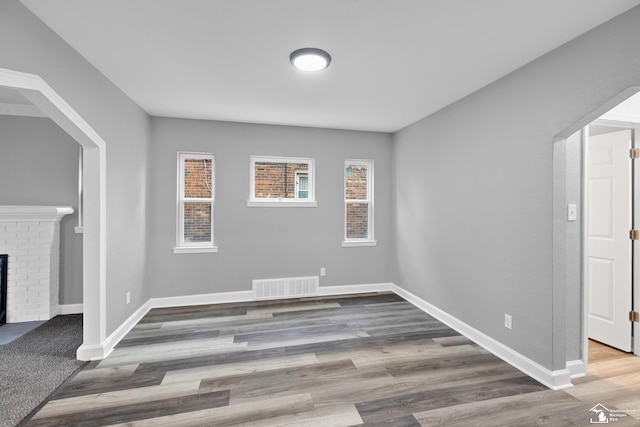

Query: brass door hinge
[
  {"left": 630, "top": 230, "right": 640, "bottom": 240},
  {"left": 630, "top": 311, "right": 640, "bottom": 323},
  {"left": 630, "top": 148, "right": 640, "bottom": 159}
]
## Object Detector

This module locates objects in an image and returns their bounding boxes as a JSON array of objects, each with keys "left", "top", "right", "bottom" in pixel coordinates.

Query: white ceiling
[{"left": 19, "top": 0, "right": 640, "bottom": 132}]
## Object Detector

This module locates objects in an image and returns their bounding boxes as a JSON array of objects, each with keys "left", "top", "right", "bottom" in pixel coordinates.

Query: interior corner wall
[
  {"left": 392, "top": 4, "right": 640, "bottom": 371},
  {"left": 0, "top": 0, "right": 152, "bottom": 335},
  {"left": 148, "top": 118, "right": 393, "bottom": 298},
  {"left": 0, "top": 115, "right": 82, "bottom": 305}
]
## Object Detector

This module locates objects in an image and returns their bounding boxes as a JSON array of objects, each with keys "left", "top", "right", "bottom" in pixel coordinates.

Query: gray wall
[
  {"left": 148, "top": 118, "right": 393, "bottom": 297},
  {"left": 0, "top": 115, "right": 82, "bottom": 304},
  {"left": 564, "top": 130, "right": 583, "bottom": 363},
  {"left": 1, "top": 0, "right": 151, "bottom": 335},
  {"left": 392, "top": 5, "right": 640, "bottom": 370},
  {"left": 6, "top": 0, "right": 640, "bottom": 370}
]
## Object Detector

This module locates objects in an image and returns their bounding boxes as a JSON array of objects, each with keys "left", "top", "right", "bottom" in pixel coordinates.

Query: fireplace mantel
[{"left": 0, "top": 205, "right": 74, "bottom": 222}]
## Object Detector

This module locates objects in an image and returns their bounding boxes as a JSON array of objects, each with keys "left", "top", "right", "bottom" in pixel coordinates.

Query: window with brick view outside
[
  {"left": 345, "top": 162, "right": 371, "bottom": 239},
  {"left": 254, "top": 162, "right": 309, "bottom": 199},
  {"left": 182, "top": 156, "right": 213, "bottom": 243}
]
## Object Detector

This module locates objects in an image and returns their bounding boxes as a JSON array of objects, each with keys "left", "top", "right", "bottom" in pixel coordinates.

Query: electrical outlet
[
  {"left": 320, "top": 267, "right": 326, "bottom": 276},
  {"left": 126, "top": 292, "right": 131, "bottom": 305},
  {"left": 504, "top": 314, "right": 512, "bottom": 330}
]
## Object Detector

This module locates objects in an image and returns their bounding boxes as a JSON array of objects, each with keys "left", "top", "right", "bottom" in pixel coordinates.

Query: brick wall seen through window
[
  {"left": 345, "top": 161, "right": 373, "bottom": 243},
  {"left": 345, "top": 165, "right": 368, "bottom": 238},
  {"left": 254, "top": 162, "right": 309, "bottom": 199},
  {"left": 176, "top": 153, "right": 215, "bottom": 252},
  {"left": 183, "top": 158, "right": 213, "bottom": 242}
]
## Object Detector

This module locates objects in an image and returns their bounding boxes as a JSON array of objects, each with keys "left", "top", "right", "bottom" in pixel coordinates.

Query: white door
[{"left": 587, "top": 129, "right": 633, "bottom": 352}]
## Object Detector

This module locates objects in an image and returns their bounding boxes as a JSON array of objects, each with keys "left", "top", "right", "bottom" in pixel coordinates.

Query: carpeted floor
[{"left": 0, "top": 315, "right": 83, "bottom": 427}]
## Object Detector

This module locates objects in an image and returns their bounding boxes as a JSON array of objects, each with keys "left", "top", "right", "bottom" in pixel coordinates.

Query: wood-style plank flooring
[{"left": 22, "top": 293, "right": 640, "bottom": 426}]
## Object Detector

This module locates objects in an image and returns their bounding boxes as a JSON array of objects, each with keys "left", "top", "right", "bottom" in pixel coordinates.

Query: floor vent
[{"left": 253, "top": 276, "right": 319, "bottom": 300}]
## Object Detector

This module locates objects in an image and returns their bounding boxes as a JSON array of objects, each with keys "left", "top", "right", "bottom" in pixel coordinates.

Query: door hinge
[
  {"left": 630, "top": 311, "right": 640, "bottom": 323},
  {"left": 630, "top": 230, "right": 640, "bottom": 240},
  {"left": 630, "top": 148, "right": 640, "bottom": 159}
]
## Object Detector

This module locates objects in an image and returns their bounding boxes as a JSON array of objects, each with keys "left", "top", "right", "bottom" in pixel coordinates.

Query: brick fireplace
[{"left": 0, "top": 206, "right": 73, "bottom": 323}]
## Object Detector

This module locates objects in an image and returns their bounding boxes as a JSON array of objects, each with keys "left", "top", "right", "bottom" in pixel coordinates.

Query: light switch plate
[
  {"left": 504, "top": 314, "right": 512, "bottom": 330},
  {"left": 567, "top": 204, "right": 577, "bottom": 221}
]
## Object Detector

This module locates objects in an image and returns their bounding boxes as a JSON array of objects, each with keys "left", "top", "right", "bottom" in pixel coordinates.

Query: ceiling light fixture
[{"left": 290, "top": 48, "right": 331, "bottom": 72}]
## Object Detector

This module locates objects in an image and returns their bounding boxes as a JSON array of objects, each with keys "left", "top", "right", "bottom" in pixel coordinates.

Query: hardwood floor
[{"left": 21, "top": 293, "right": 640, "bottom": 426}]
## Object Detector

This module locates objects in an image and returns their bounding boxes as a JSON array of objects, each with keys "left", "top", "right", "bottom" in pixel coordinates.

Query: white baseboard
[
  {"left": 566, "top": 359, "right": 587, "bottom": 379},
  {"left": 76, "top": 343, "right": 111, "bottom": 361},
  {"left": 58, "top": 303, "right": 83, "bottom": 315},
  {"left": 390, "top": 284, "right": 573, "bottom": 391},
  {"left": 150, "top": 290, "right": 253, "bottom": 308},
  {"left": 77, "top": 299, "right": 151, "bottom": 361},
  {"left": 318, "top": 282, "right": 393, "bottom": 296}
]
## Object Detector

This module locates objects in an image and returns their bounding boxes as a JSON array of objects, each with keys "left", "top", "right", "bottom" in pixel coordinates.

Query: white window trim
[
  {"left": 248, "top": 155, "right": 317, "bottom": 207},
  {"left": 174, "top": 152, "right": 218, "bottom": 254},
  {"left": 343, "top": 159, "right": 376, "bottom": 247},
  {"left": 341, "top": 240, "right": 377, "bottom": 248}
]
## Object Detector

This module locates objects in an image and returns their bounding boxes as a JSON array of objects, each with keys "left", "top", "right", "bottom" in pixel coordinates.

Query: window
[
  {"left": 174, "top": 153, "right": 217, "bottom": 253},
  {"left": 248, "top": 156, "right": 316, "bottom": 207},
  {"left": 295, "top": 170, "right": 309, "bottom": 199},
  {"left": 343, "top": 160, "right": 376, "bottom": 247}
]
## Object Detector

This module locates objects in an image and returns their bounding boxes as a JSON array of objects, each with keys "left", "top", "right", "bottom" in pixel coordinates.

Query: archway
[
  {"left": 0, "top": 67, "right": 105, "bottom": 359},
  {"left": 553, "top": 86, "right": 640, "bottom": 382}
]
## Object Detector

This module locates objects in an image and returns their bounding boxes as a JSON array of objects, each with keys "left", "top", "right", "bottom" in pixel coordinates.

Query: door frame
[
  {"left": 552, "top": 87, "right": 640, "bottom": 382},
  {"left": 581, "top": 119, "right": 640, "bottom": 370}
]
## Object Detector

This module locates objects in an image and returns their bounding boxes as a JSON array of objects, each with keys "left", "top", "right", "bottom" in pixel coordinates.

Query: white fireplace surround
[{"left": 0, "top": 205, "right": 73, "bottom": 323}]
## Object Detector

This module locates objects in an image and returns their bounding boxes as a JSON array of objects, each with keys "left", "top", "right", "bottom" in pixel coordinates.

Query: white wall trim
[
  {"left": 318, "top": 282, "right": 393, "bottom": 296},
  {"left": 75, "top": 343, "right": 111, "bottom": 361},
  {"left": 341, "top": 240, "right": 378, "bottom": 248},
  {"left": 0, "top": 205, "right": 73, "bottom": 222},
  {"left": 0, "top": 67, "right": 107, "bottom": 363},
  {"left": 78, "top": 299, "right": 152, "bottom": 361},
  {"left": 390, "top": 284, "right": 574, "bottom": 391},
  {"left": 566, "top": 359, "right": 587, "bottom": 379},
  {"left": 150, "top": 290, "right": 254, "bottom": 308},
  {"left": 58, "top": 303, "right": 83, "bottom": 315},
  {"left": 172, "top": 246, "right": 219, "bottom": 254}
]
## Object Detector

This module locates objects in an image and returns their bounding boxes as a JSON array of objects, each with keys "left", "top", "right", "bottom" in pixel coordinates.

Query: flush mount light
[{"left": 290, "top": 48, "right": 331, "bottom": 72}]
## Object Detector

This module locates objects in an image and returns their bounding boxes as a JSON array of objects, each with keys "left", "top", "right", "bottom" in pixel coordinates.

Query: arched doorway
[
  {"left": 554, "top": 86, "right": 640, "bottom": 382},
  {"left": 0, "top": 67, "right": 105, "bottom": 359}
]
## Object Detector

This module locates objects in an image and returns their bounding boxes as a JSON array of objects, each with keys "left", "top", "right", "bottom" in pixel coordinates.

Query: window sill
[
  {"left": 247, "top": 200, "right": 317, "bottom": 208},
  {"left": 342, "top": 240, "right": 377, "bottom": 248},
  {"left": 173, "top": 246, "right": 218, "bottom": 254}
]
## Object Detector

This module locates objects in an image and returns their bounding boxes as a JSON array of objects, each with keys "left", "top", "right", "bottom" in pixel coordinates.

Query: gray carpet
[{"left": 0, "top": 315, "right": 83, "bottom": 427}]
